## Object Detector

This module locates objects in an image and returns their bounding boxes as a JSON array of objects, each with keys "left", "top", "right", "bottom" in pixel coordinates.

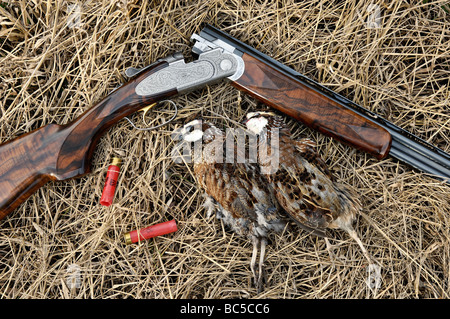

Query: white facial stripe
[
  {"left": 246, "top": 117, "right": 268, "bottom": 134},
  {"left": 183, "top": 129, "right": 203, "bottom": 142},
  {"left": 181, "top": 119, "right": 203, "bottom": 138}
]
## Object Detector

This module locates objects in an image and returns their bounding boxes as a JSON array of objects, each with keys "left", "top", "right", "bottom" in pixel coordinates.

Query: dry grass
[{"left": 0, "top": 0, "right": 449, "bottom": 299}]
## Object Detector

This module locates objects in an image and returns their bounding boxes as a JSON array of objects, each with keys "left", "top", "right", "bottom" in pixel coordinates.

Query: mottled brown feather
[
  {"left": 189, "top": 122, "right": 285, "bottom": 240},
  {"left": 254, "top": 114, "right": 361, "bottom": 237}
]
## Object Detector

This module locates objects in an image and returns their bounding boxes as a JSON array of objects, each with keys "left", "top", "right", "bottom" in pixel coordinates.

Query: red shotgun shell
[
  {"left": 124, "top": 220, "right": 177, "bottom": 244},
  {"left": 100, "top": 157, "right": 122, "bottom": 206}
]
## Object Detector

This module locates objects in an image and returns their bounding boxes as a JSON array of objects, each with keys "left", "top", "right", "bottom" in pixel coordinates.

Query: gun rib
[{"left": 389, "top": 135, "right": 450, "bottom": 183}]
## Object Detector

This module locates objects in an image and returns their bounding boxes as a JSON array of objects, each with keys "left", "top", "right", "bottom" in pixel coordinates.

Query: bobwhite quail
[{"left": 244, "top": 111, "right": 376, "bottom": 265}]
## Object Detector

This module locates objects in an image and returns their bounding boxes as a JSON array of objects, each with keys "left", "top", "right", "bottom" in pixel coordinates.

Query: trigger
[{"left": 139, "top": 103, "right": 157, "bottom": 124}]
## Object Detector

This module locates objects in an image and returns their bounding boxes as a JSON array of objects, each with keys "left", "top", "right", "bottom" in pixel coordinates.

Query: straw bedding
[{"left": 0, "top": 0, "right": 449, "bottom": 298}]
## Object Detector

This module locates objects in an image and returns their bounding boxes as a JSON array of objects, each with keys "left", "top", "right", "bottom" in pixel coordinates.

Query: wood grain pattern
[
  {"left": 232, "top": 53, "right": 392, "bottom": 159},
  {"left": 0, "top": 60, "right": 177, "bottom": 220}
]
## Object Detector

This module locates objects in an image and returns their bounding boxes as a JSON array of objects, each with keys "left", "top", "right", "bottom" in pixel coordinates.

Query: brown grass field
[{"left": 0, "top": 0, "right": 449, "bottom": 299}]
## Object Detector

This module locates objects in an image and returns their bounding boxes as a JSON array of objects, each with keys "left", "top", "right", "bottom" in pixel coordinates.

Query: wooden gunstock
[
  {"left": 232, "top": 53, "right": 392, "bottom": 158},
  {"left": 0, "top": 60, "right": 176, "bottom": 220}
]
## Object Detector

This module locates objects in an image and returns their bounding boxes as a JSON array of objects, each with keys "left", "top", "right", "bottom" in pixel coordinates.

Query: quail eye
[{"left": 187, "top": 126, "right": 195, "bottom": 133}]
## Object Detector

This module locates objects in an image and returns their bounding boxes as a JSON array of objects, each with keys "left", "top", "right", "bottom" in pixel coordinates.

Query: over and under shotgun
[{"left": 0, "top": 25, "right": 449, "bottom": 220}]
